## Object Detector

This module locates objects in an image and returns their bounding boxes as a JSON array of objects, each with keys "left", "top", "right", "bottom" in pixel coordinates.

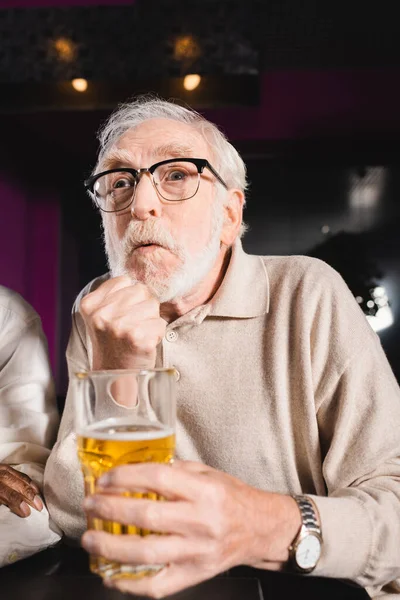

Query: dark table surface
[{"left": 0, "top": 543, "right": 370, "bottom": 600}]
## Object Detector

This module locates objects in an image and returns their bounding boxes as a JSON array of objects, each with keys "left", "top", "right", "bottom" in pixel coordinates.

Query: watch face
[{"left": 296, "top": 534, "right": 321, "bottom": 570}]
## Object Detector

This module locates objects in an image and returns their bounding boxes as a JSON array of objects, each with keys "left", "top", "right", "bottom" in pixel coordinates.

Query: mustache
[{"left": 120, "top": 220, "right": 185, "bottom": 258}]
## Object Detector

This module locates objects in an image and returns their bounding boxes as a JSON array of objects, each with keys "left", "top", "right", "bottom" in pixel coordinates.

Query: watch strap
[{"left": 292, "top": 495, "right": 321, "bottom": 535}]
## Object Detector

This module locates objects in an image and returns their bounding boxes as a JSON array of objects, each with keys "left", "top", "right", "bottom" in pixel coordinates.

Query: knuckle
[
  {"left": 141, "top": 543, "right": 157, "bottom": 566},
  {"left": 130, "top": 326, "right": 145, "bottom": 347},
  {"left": 201, "top": 516, "right": 220, "bottom": 539},
  {"left": 0, "top": 471, "right": 15, "bottom": 487},
  {"left": 22, "top": 486, "right": 35, "bottom": 501},
  {"left": 95, "top": 535, "right": 110, "bottom": 559},
  {"left": 80, "top": 294, "right": 95, "bottom": 316},
  {"left": 80, "top": 297, "right": 89, "bottom": 314},
  {"left": 143, "top": 501, "right": 159, "bottom": 530},
  {"left": 141, "top": 342, "right": 157, "bottom": 356},
  {"left": 90, "top": 310, "right": 107, "bottom": 332},
  {"left": 152, "top": 466, "right": 168, "bottom": 489},
  {"left": 96, "top": 496, "right": 112, "bottom": 518},
  {"left": 111, "top": 318, "right": 130, "bottom": 340},
  {"left": 8, "top": 488, "right": 23, "bottom": 506},
  {"left": 131, "top": 329, "right": 156, "bottom": 355}
]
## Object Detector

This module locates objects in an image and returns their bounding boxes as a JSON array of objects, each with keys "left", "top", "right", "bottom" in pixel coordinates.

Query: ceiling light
[
  {"left": 52, "top": 37, "right": 77, "bottom": 63},
  {"left": 174, "top": 35, "right": 200, "bottom": 61},
  {"left": 71, "top": 78, "right": 88, "bottom": 92},
  {"left": 183, "top": 74, "right": 201, "bottom": 91}
]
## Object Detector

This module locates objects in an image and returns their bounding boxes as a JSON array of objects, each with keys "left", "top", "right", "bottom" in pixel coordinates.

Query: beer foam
[{"left": 79, "top": 417, "right": 174, "bottom": 441}]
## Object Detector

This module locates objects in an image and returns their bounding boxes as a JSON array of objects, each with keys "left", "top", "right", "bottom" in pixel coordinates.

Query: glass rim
[{"left": 75, "top": 367, "right": 176, "bottom": 379}]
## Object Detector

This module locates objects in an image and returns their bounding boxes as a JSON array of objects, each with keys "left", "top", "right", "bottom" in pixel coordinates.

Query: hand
[
  {"left": 0, "top": 465, "right": 44, "bottom": 518},
  {"left": 80, "top": 276, "right": 167, "bottom": 371},
  {"left": 81, "top": 461, "right": 301, "bottom": 598}
]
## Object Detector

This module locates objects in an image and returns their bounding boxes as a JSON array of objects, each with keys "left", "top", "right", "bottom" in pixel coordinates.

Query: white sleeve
[
  {"left": 0, "top": 316, "right": 59, "bottom": 475},
  {"left": 0, "top": 301, "right": 61, "bottom": 566}
]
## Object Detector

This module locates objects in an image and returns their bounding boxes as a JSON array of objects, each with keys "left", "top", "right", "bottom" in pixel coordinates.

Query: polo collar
[{"left": 207, "top": 239, "right": 270, "bottom": 318}]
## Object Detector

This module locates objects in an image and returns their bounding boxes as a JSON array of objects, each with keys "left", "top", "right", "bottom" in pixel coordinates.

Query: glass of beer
[{"left": 74, "top": 368, "right": 176, "bottom": 580}]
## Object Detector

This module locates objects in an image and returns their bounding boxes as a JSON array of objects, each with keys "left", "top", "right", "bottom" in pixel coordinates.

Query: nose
[{"left": 130, "top": 171, "right": 162, "bottom": 220}]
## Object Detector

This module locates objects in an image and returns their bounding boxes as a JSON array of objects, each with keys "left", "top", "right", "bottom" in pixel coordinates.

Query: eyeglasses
[{"left": 84, "top": 157, "right": 228, "bottom": 213}]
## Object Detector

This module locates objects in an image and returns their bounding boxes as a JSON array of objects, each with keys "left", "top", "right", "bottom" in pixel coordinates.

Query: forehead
[{"left": 111, "top": 118, "right": 210, "bottom": 164}]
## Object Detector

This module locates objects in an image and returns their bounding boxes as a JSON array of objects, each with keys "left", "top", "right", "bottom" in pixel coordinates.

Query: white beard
[{"left": 102, "top": 202, "right": 224, "bottom": 302}]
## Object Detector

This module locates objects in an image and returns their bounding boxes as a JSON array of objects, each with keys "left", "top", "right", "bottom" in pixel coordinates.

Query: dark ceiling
[
  {"left": 0, "top": 0, "right": 399, "bottom": 84},
  {"left": 1, "top": 0, "right": 400, "bottom": 181}
]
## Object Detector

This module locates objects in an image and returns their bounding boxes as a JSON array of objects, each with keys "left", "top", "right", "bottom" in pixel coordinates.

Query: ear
[{"left": 220, "top": 189, "right": 245, "bottom": 246}]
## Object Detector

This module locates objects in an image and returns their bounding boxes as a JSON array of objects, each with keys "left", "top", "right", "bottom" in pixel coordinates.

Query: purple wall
[
  {"left": 0, "top": 176, "right": 28, "bottom": 296},
  {"left": 0, "top": 174, "right": 60, "bottom": 371},
  {"left": 204, "top": 70, "right": 400, "bottom": 141}
]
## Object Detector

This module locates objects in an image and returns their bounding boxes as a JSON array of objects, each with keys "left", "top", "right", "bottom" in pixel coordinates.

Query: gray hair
[{"left": 96, "top": 95, "right": 248, "bottom": 237}]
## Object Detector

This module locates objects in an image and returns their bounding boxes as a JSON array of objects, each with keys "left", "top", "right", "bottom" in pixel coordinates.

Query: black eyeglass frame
[{"left": 84, "top": 157, "right": 229, "bottom": 213}]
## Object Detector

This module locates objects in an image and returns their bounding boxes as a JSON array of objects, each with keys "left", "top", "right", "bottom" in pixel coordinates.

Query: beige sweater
[{"left": 44, "top": 241, "right": 400, "bottom": 597}]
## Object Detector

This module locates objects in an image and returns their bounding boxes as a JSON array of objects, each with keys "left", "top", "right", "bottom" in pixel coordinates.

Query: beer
[{"left": 77, "top": 416, "right": 175, "bottom": 579}]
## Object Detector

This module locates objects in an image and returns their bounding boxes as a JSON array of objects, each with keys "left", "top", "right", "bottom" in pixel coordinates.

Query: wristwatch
[{"left": 289, "top": 495, "right": 322, "bottom": 573}]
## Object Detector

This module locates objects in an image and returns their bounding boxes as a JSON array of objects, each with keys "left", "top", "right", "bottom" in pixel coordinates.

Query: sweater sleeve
[
  {"left": 303, "top": 263, "right": 400, "bottom": 594},
  {"left": 44, "top": 295, "right": 93, "bottom": 540}
]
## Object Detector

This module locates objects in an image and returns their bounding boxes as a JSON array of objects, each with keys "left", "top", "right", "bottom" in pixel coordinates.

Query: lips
[
  {"left": 131, "top": 242, "right": 167, "bottom": 256},
  {"left": 133, "top": 242, "right": 161, "bottom": 250}
]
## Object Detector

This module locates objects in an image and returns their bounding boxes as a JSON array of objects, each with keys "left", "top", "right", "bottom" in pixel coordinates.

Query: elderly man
[{"left": 44, "top": 97, "right": 400, "bottom": 598}]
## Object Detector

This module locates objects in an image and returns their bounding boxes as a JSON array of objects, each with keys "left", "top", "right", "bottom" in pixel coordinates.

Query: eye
[
  {"left": 113, "top": 177, "right": 134, "bottom": 189},
  {"left": 166, "top": 169, "right": 187, "bottom": 182}
]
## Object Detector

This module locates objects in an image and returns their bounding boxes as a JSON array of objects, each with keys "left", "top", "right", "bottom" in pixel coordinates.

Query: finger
[
  {"left": 81, "top": 531, "right": 196, "bottom": 567},
  {"left": 99, "top": 291, "right": 159, "bottom": 317},
  {"left": 80, "top": 277, "right": 133, "bottom": 313},
  {"left": 29, "top": 480, "right": 41, "bottom": 495},
  {"left": 82, "top": 278, "right": 151, "bottom": 312},
  {"left": 83, "top": 496, "right": 195, "bottom": 534},
  {"left": 0, "top": 488, "right": 32, "bottom": 517},
  {"left": 106, "top": 562, "right": 217, "bottom": 598},
  {"left": 0, "top": 470, "right": 37, "bottom": 502},
  {"left": 0, "top": 484, "right": 43, "bottom": 513},
  {"left": 92, "top": 298, "right": 160, "bottom": 331},
  {"left": 0, "top": 468, "right": 41, "bottom": 496},
  {"left": 0, "top": 466, "right": 34, "bottom": 487},
  {"left": 0, "top": 472, "right": 43, "bottom": 512},
  {"left": 97, "top": 463, "right": 203, "bottom": 501}
]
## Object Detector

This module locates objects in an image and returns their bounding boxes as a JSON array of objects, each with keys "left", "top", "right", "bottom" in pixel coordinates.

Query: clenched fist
[
  {"left": 0, "top": 465, "right": 44, "bottom": 518},
  {"left": 80, "top": 276, "right": 167, "bottom": 371}
]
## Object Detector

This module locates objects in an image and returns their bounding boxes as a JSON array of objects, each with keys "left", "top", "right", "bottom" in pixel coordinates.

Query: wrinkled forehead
[{"left": 98, "top": 118, "right": 212, "bottom": 171}]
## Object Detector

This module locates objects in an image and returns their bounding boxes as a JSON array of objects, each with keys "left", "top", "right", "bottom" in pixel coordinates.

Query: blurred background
[{"left": 0, "top": 0, "right": 399, "bottom": 398}]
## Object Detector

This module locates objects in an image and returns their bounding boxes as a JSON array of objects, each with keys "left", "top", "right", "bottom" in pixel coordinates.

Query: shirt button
[
  {"left": 8, "top": 552, "right": 18, "bottom": 563},
  {"left": 166, "top": 330, "right": 178, "bottom": 342},
  {"left": 173, "top": 368, "right": 181, "bottom": 381}
]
